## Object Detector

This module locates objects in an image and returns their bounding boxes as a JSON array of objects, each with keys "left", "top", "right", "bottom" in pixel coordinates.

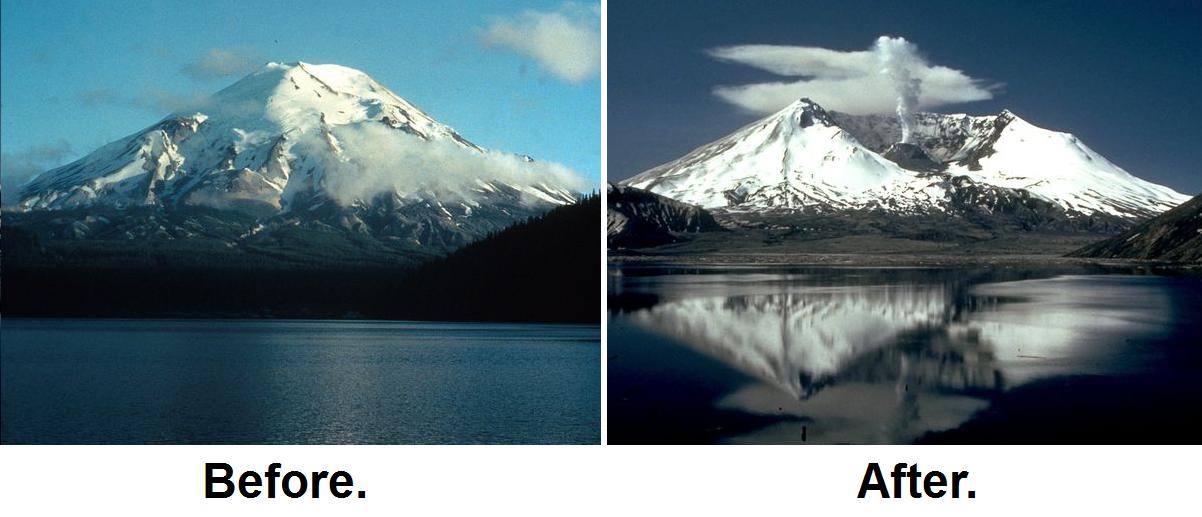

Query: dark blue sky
[{"left": 608, "top": 0, "right": 1202, "bottom": 194}]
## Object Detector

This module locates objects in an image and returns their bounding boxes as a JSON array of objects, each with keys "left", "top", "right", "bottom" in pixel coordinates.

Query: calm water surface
[
  {"left": 1, "top": 320, "right": 599, "bottom": 444},
  {"left": 608, "top": 265, "right": 1202, "bottom": 444}
]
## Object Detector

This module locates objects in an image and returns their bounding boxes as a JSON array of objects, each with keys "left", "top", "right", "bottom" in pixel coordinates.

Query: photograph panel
[
  {"left": 606, "top": 0, "right": 1202, "bottom": 444},
  {"left": 1, "top": 0, "right": 601, "bottom": 445}
]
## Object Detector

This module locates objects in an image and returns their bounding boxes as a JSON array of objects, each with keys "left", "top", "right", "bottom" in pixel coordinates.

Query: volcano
[
  {"left": 621, "top": 99, "right": 1187, "bottom": 230},
  {"left": 10, "top": 62, "right": 582, "bottom": 256}
]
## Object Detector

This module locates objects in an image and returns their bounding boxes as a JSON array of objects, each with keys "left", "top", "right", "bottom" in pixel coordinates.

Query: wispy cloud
[
  {"left": 299, "top": 124, "right": 588, "bottom": 206},
  {"left": 1, "top": 141, "right": 73, "bottom": 205},
  {"left": 76, "top": 47, "right": 257, "bottom": 114},
  {"left": 707, "top": 39, "right": 997, "bottom": 115},
  {"left": 77, "top": 88, "right": 124, "bottom": 107},
  {"left": 481, "top": 2, "right": 600, "bottom": 84},
  {"left": 141, "top": 88, "right": 212, "bottom": 113},
  {"left": 182, "top": 48, "right": 262, "bottom": 81},
  {"left": 31, "top": 48, "right": 52, "bottom": 64},
  {"left": 77, "top": 87, "right": 211, "bottom": 114}
]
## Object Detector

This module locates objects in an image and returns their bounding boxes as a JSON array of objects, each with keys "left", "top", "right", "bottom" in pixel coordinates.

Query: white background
[{"left": 1, "top": 446, "right": 1199, "bottom": 515}]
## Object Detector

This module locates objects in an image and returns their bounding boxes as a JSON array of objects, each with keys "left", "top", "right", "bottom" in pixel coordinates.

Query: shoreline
[{"left": 608, "top": 252, "right": 1200, "bottom": 269}]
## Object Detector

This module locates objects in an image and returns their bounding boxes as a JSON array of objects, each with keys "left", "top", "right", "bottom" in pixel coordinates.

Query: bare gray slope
[
  {"left": 1070, "top": 193, "right": 1202, "bottom": 263},
  {"left": 608, "top": 184, "right": 723, "bottom": 248}
]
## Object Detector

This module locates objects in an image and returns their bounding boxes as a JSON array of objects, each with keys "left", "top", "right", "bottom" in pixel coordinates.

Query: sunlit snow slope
[{"left": 624, "top": 99, "right": 1187, "bottom": 221}]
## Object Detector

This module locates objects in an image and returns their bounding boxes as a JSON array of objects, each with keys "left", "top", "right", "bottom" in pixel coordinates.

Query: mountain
[
  {"left": 607, "top": 184, "right": 723, "bottom": 248},
  {"left": 624, "top": 100, "right": 919, "bottom": 212},
  {"left": 622, "top": 99, "right": 1187, "bottom": 230},
  {"left": 1069, "top": 193, "right": 1202, "bottom": 263},
  {"left": 10, "top": 62, "right": 580, "bottom": 256},
  {"left": 831, "top": 110, "right": 1185, "bottom": 219}
]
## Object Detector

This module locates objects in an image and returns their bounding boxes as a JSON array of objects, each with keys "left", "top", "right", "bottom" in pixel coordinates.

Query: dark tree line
[{"left": 1, "top": 194, "right": 601, "bottom": 323}]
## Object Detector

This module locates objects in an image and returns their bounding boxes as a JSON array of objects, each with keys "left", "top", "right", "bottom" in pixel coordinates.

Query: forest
[{"left": 1, "top": 195, "right": 600, "bottom": 323}]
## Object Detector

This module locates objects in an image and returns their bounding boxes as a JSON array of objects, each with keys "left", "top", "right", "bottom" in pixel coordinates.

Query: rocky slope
[
  {"left": 607, "top": 184, "right": 722, "bottom": 248},
  {"left": 1069, "top": 193, "right": 1202, "bottom": 262}
]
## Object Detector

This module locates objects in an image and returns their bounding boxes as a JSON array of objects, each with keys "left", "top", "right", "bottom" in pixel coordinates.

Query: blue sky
[
  {"left": 0, "top": 0, "right": 600, "bottom": 193},
  {"left": 609, "top": 0, "right": 1202, "bottom": 194}
]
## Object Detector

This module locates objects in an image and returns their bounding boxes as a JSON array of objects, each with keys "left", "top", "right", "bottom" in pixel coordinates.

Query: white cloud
[
  {"left": 77, "top": 88, "right": 124, "bottom": 107},
  {"left": 1, "top": 141, "right": 73, "bottom": 205},
  {"left": 141, "top": 88, "right": 213, "bottom": 113},
  {"left": 707, "top": 39, "right": 997, "bottom": 115},
  {"left": 299, "top": 124, "right": 588, "bottom": 206},
  {"left": 182, "top": 48, "right": 262, "bottom": 80},
  {"left": 76, "top": 86, "right": 211, "bottom": 114},
  {"left": 481, "top": 2, "right": 600, "bottom": 84}
]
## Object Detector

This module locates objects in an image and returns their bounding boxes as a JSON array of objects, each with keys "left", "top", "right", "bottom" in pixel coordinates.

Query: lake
[
  {"left": 608, "top": 264, "right": 1202, "bottom": 444},
  {"left": 1, "top": 320, "right": 600, "bottom": 444}
]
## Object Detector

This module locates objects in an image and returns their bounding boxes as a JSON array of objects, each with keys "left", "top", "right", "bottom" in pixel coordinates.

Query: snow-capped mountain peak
[
  {"left": 835, "top": 107, "right": 1188, "bottom": 218},
  {"left": 16, "top": 62, "right": 576, "bottom": 217},
  {"left": 623, "top": 98, "right": 1188, "bottom": 221},
  {"left": 200, "top": 62, "right": 467, "bottom": 147},
  {"left": 625, "top": 98, "right": 914, "bottom": 210},
  {"left": 780, "top": 98, "right": 837, "bottom": 128}
]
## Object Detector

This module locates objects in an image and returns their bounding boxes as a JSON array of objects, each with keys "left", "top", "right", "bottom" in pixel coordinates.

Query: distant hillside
[
  {"left": 1069, "top": 193, "right": 1202, "bottom": 263},
  {"left": 608, "top": 184, "right": 723, "bottom": 249}
]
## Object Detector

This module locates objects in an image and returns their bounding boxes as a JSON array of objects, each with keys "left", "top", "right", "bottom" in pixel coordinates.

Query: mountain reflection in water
[{"left": 608, "top": 267, "right": 1197, "bottom": 444}]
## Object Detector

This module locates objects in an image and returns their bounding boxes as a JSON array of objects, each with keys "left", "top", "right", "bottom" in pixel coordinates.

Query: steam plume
[
  {"left": 873, "top": 36, "right": 923, "bottom": 143},
  {"left": 704, "top": 37, "right": 997, "bottom": 125}
]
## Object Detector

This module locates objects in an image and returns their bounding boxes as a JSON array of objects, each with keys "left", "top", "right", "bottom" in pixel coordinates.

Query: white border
[
  {"left": 5, "top": 2, "right": 1202, "bottom": 516},
  {"left": 599, "top": 0, "right": 609, "bottom": 447},
  {"left": 2, "top": 446, "right": 1200, "bottom": 515}
]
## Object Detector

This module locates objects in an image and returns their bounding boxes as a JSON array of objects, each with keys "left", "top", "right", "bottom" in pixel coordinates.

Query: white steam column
[{"left": 874, "top": 36, "right": 923, "bottom": 144}]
